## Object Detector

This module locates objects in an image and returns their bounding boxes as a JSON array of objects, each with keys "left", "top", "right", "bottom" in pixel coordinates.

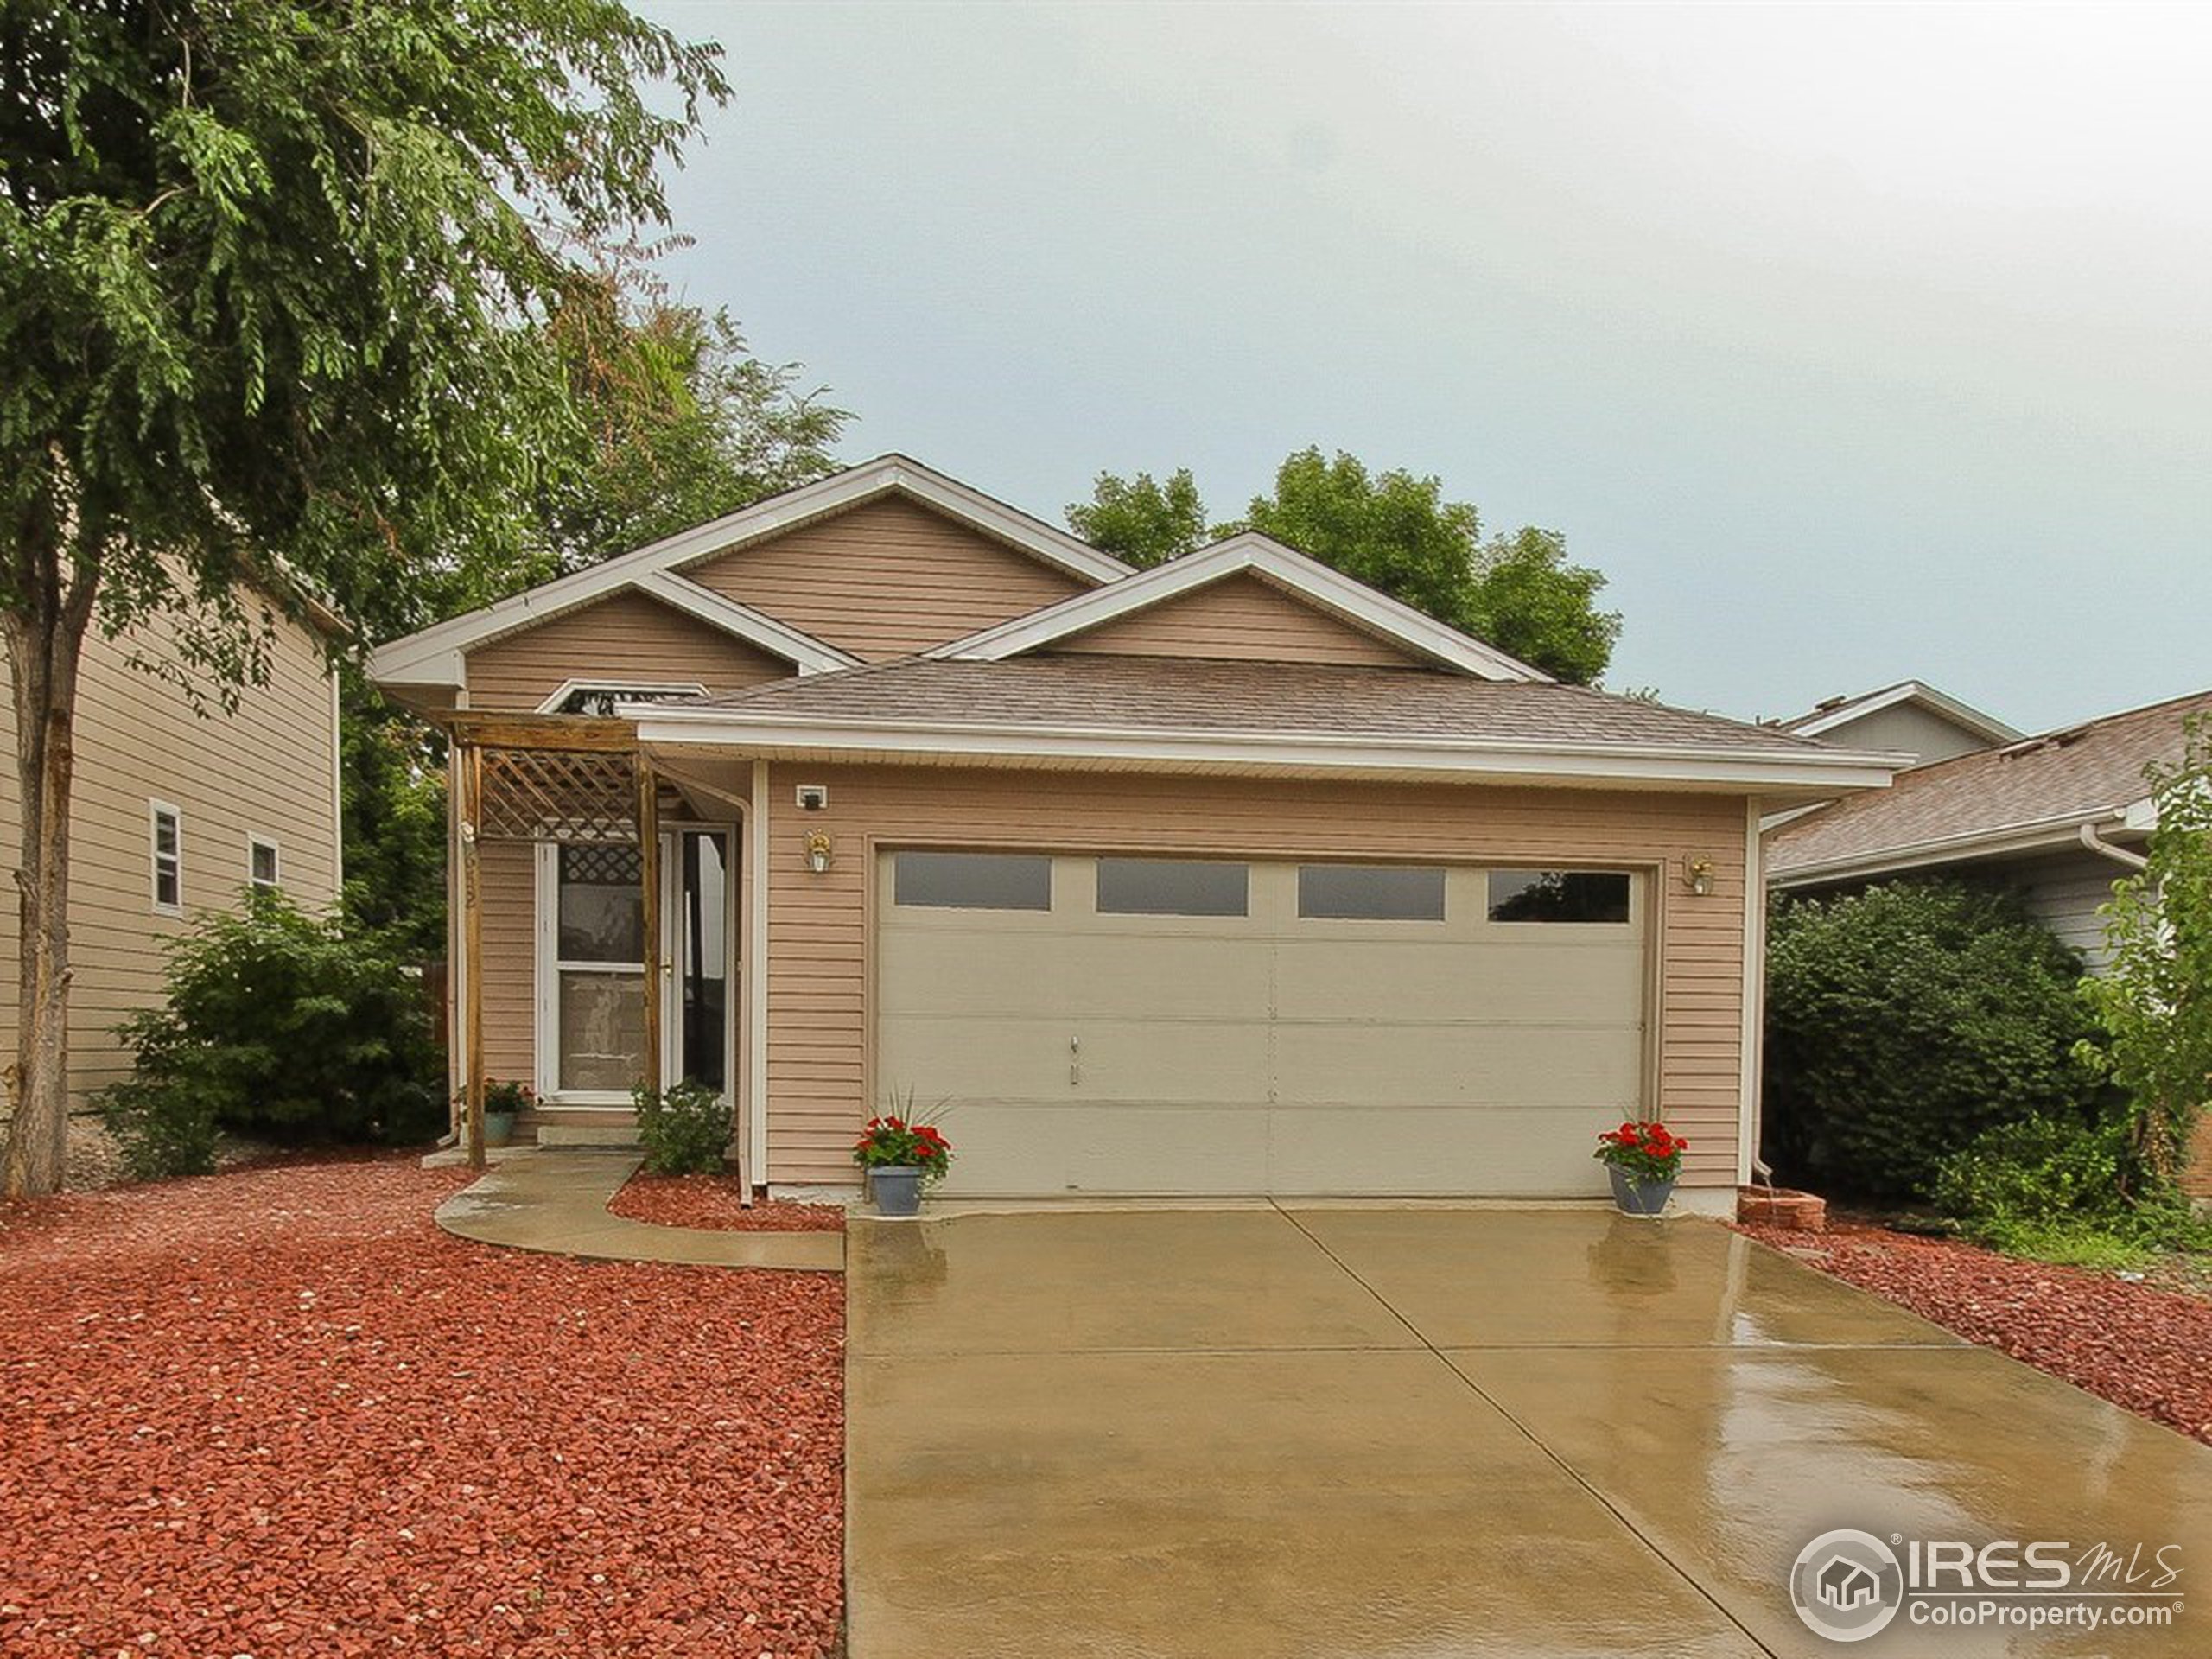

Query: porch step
[{"left": 536, "top": 1124, "right": 644, "bottom": 1150}]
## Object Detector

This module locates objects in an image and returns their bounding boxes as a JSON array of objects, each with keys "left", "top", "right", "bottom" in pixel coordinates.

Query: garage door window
[
  {"left": 1297, "top": 863, "right": 1447, "bottom": 922},
  {"left": 1487, "top": 869, "right": 1632, "bottom": 924},
  {"left": 894, "top": 851, "right": 1053, "bottom": 911},
  {"left": 1096, "top": 858, "right": 1249, "bottom": 918}
]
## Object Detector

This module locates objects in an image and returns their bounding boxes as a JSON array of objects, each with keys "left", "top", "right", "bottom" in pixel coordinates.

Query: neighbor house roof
[
  {"left": 367, "top": 456, "right": 1131, "bottom": 691},
  {"left": 1768, "top": 687, "right": 2212, "bottom": 885},
  {"left": 628, "top": 657, "right": 1904, "bottom": 794},
  {"left": 1778, "top": 679, "right": 2022, "bottom": 746}
]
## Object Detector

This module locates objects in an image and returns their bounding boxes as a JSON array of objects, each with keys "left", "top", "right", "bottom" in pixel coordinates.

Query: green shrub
[
  {"left": 99, "top": 891, "right": 444, "bottom": 1179},
  {"left": 1931, "top": 1113, "right": 2211, "bottom": 1266},
  {"left": 1764, "top": 880, "right": 2106, "bottom": 1198},
  {"left": 633, "top": 1078, "right": 728, "bottom": 1175}
]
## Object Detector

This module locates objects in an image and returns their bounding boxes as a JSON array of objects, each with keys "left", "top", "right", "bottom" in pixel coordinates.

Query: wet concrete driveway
[{"left": 845, "top": 1207, "right": 2212, "bottom": 1658}]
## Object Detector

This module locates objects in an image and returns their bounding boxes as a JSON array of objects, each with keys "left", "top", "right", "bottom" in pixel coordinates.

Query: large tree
[
  {"left": 1066, "top": 448, "right": 1622, "bottom": 683},
  {"left": 0, "top": 1, "right": 726, "bottom": 1195}
]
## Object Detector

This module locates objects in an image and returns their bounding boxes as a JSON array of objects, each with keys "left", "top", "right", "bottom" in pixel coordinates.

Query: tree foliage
[
  {"left": 0, "top": 0, "right": 727, "bottom": 1193},
  {"left": 2079, "top": 715, "right": 2212, "bottom": 1184},
  {"left": 1763, "top": 880, "right": 2107, "bottom": 1199},
  {"left": 1065, "top": 448, "right": 1622, "bottom": 684},
  {"left": 338, "top": 667, "right": 448, "bottom": 963},
  {"left": 1065, "top": 468, "right": 1209, "bottom": 569},
  {"left": 525, "top": 270, "right": 849, "bottom": 588}
]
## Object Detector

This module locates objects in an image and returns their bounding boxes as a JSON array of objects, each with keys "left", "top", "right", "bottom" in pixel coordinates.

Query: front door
[{"left": 538, "top": 825, "right": 737, "bottom": 1109}]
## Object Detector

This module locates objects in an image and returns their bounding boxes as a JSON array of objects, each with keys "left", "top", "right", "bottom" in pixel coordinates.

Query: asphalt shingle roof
[
  {"left": 677, "top": 654, "right": 1848, "bottom": 756},
  {"left": 1768, "top": 688, "right": 2212, "bottom": 874}
]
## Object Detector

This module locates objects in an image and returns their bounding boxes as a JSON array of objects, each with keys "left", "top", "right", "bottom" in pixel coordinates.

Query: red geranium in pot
[{"left": 1593, "top": 1120, "right": 1689, "bottom": 1217}]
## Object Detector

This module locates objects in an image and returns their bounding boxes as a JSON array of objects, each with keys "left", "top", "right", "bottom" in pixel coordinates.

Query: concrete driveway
[{"left": 846, "top": 1206, "right": 2212, "bottom": 1658}]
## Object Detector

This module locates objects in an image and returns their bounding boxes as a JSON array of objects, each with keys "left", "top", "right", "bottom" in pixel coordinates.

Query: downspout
[{"left": 2079, "top": 819, "right": 2150, "bottom": 871}]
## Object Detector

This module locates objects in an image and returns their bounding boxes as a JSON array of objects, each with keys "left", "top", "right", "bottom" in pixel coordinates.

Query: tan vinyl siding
[
  {"left": 0, "top": 607, "right": 340, "bottom": 1106},
  {"left": 478, "top": 840, "right": 537, "bottom": 1086},
  {"left": 684, "top": 496, "right": 1089, "bottom": 660},
  {"left": 759, "top": 766, "right": 1750, "bottom": 1189},
  {"left": 1052, "top": 573, "right": 1425, "bottom": 668},
  {"left": 465, "top": 589, "right": 796, "bottom": 713}
]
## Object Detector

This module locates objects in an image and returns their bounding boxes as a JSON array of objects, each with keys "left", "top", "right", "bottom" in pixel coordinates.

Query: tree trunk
[{"left": 1, "top": 531, "right": 95, "bottom": 1199}]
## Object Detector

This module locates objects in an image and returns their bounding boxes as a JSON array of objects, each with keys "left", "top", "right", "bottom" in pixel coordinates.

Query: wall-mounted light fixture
[
  {"left": 804, "top": 830, "right": 836, "bottom": 875},
  {"left": 1684, "top": 855, "right": 1714, "bottom": 897}
]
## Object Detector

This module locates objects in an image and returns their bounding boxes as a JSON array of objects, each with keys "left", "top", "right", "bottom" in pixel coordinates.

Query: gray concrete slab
[
  {"left": 435, "top": 1151, "right": 844, "bottom": 1272},
  {"left": 846, "top": 1205, "right": 2212, "bottom": 1658}
]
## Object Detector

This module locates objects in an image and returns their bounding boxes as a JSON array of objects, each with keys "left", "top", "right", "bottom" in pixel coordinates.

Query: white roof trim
[
  {"left": 1768, "top": 799, "right": 2153, "bottom": 888},
  {"left": 1787, "top": 681, "right": 2023, "bottom": 746},
  {"left": 926, "top": 533, "right": 1552, "bottom": 683},
  {"left": 628, "top": 705, "right": 1901, "bottom": 793},
  {"left": 632, "top": 571, "right": 858, "bottom": 675},
  {"left": 367, "top": 455, "right": 1129, "bottom": 688}
]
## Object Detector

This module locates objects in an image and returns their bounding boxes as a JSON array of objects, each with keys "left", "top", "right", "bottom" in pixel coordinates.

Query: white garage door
[{"left": 875, "top": 852, "right": 1649, "bottom": 1197}]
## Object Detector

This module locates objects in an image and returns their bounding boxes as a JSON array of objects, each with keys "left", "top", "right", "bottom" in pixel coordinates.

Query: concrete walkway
[
  {"left": 434, "top": 1150, "right": 843, "bottom": 1272},
  {"left": 847, "top": 1206, "right": 2212, "bottom": 1658}
]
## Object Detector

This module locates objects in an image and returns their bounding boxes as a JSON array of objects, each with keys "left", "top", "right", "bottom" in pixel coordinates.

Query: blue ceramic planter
[
  {"left": 1608, "top": 1165, "right": 1675, "bottom": 1217},
  {"left": 872, "top": 1166, "right": 925, "bottom": 1217}
]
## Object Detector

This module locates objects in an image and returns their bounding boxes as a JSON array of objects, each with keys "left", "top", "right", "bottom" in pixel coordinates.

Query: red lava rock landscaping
[
  {"left": 0, "top": 1154, "right": 844, "bottom": 1658},
  {"left": 1738, "top": 1218, "right": 2212, "bottom": 1447},
  {"left": 608, "top": 1174, "right": 846, "bottom": 1234}
]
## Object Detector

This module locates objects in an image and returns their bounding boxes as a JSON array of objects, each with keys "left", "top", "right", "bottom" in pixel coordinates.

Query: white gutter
[
  {"left": 626, "top": 708, "right": 1906, "bottom": 794},
  {"left": 2078, "top": 820, "right": 2150, "bottom": 871},
  {"left": 1771, "top": 805, "right": 2147, "bottom": 887}
]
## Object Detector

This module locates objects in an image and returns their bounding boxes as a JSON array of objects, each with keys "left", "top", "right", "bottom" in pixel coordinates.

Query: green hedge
[
  {"left": 1763, "top": 880, "right": 2106, "bottom": 1198},
  {"left": 99, "top": 892, "right": 444, "bottom": 1179}
]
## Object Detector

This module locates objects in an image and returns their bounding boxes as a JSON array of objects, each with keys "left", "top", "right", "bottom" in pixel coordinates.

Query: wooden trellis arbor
[{"left": 447, "top": 715, "right": 661, "bottom": 1168}]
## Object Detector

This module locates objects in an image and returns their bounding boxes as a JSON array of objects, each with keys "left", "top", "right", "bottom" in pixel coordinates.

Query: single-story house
[
  {"left": 1767, "top": 683, "right": 2212, "bottom": 1192},
  {"left": 369, "top": 456, "right": 1901, "bottom": 1210}
]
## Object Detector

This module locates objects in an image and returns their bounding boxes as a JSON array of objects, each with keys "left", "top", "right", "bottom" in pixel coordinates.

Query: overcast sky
[{"left": 635, "top": 2, "right": 2209, "bottom": 731}]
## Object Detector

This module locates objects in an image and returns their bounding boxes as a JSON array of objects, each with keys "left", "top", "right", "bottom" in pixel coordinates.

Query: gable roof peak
[
  {"left": 368, "top": 454, "right": 1132, "bottom": 690},
  {"left": 929, "top": 532, "right": 1553, "bottom": 683}
]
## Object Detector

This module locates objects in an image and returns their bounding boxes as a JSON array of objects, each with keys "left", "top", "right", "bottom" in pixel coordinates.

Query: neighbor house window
[
  {"left": 551, "top": 842, "right": 647, "bottom": 1093},
  {"left": 1096, "top": 858, "right": 1249, "bottom": 918},
  {"left": 150, "top": 802, "right": 182, "bottom": 913},
  {"left": 893, "top": 851, "right": 1052, "bottom": 912},
  {"left": 1297, "top": 863, "right": 1446, "bottom": 922},
  {"left": 249, "top": 836, "right": 281, "bottom": 893},
  {"left": 1487, "top": 869, "right": 1632, "bottom": 924}
]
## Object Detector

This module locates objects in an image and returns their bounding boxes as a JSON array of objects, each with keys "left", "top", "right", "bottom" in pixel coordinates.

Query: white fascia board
[
  {"left": 632, "top": 571, "right": 860, "bottom": 674},
  {"left": 631, "top": 709, "right": 1903, "bottom": 792},
  {"left": 928, "top": 534, "right": 1552, "bottom": 683},
  {"left": 1790, "top": 681, "right": 2023, "bottom": 746},
  {"left": 1767, "top": 806, "right": 2133, "bottom": 888},
  {"left": 366, "top": 454, "right": 1128, "bottom": 686}
]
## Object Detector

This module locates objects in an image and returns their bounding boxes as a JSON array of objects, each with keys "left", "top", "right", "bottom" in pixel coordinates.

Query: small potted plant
[
  {"left": 1594, "top": 1119, "right": 1688, "bottom": 1217},
  {"left": 480, "top": 1078, "right": 534, "bottom": 1148},
  {"left": 852, "top": 1108, "right": 952, "bottom": 1217}
]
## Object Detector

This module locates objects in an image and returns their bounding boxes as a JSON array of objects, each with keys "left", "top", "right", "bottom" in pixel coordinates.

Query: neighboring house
[
  {"left": 370, "top": 456, "right": 1900, "bottom": 1210},
  {"left": 0, "top": 602, "right": 343, "bottom": 1108},
  {"left": 1777, "top": 680, "right": 2024, "bottom": 770},
  {"left": 1767, "top": 685, "right": 2212, "bottom": 1193}
]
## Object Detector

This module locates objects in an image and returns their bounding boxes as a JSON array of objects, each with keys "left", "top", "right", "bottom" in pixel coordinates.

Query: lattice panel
[{"left": 476, "top": 747, "right": 638, "bottom": 843}]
